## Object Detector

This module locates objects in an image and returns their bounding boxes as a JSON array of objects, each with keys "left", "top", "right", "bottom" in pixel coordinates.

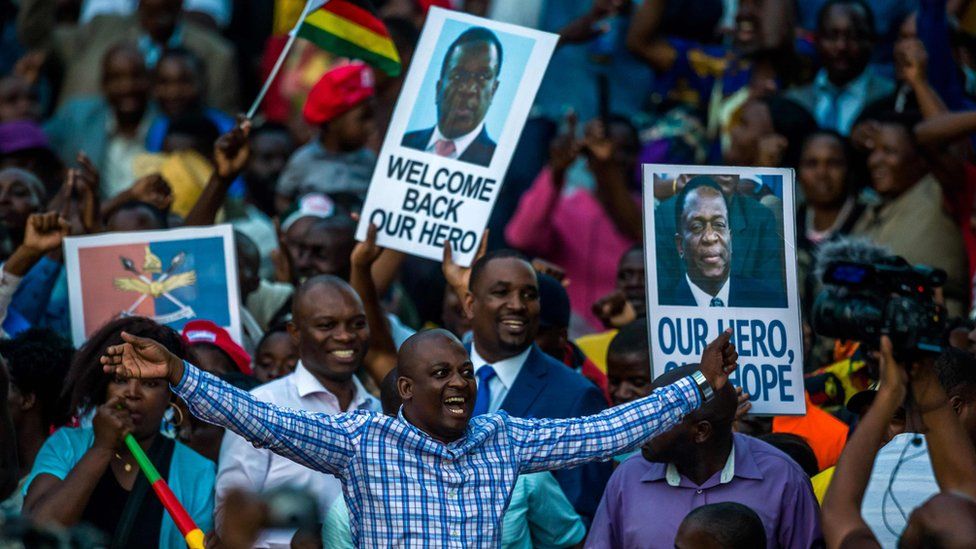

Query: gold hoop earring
[{"left": 168, "top": 402, "right": 185, "bottom": 427}]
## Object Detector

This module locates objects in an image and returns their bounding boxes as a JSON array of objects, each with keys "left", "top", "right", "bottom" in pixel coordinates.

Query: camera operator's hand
[
  {"left": 910, "top": 354, "right": 948, "bottom": 414},
  {"left": 699, "top": 329, "right": 738, "bottom": 391},
  {"left": 877, "top": 336, "right": 908, "bottom": 405}
]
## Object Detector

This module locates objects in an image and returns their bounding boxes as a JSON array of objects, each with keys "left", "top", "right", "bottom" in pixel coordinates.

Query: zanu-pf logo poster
[{"left": 64, "top": 225, "right": 241, "bottom": 346}]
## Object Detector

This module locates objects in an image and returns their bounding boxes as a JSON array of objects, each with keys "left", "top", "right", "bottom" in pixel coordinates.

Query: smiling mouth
[
  {"left": 329, "top": 349, "right": 356, "bottom": 361},
  {"left": 443, "top": 396, "right": 467, "bottom": 416}
]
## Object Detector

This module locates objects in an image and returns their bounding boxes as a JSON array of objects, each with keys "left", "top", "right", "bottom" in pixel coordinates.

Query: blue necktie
[{"left": 472, "top": 365, "right": 497, "bottom": 416}]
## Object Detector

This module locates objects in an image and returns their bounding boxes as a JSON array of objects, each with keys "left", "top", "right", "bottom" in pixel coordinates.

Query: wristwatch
[{"left": 691, "top": 370, "right": 714, "bottom": 403}]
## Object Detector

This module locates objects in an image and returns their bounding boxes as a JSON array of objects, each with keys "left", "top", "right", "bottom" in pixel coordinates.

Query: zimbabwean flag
[{"left": 298, "top": 0, "right": 402, "bottom": 76}]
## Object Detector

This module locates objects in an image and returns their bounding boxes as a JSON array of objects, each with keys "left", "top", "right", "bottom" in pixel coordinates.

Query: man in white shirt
[
  {"left": 215, "top": 275, "right": 380, "bottom": 547},
  {"left": 401, "top": 27, "right": 500, "bottom": 167}
]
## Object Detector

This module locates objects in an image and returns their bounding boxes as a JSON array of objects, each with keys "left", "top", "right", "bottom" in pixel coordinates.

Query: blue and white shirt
[{"left": 174, "top": 363, "right": 701, "bottom": 548}]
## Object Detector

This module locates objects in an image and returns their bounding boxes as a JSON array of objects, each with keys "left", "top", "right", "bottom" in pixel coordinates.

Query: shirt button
[
  {"left": 451, "top": 530, "right": 460, "bottom": 537},
  {"left": 696, "top": 489, "right": 703, "bottom": 494}
]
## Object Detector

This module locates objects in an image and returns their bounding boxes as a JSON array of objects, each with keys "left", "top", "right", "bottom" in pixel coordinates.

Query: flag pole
[{"left": 245, "top": 0, "right": 330, "bottom": 120}]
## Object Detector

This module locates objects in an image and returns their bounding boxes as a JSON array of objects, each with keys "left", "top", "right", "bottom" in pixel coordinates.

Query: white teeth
[
  {"left": 444, "top": 397, "right": 466, "bottom": 405},
  {"left": 331, "top": 350, "right": 354, "bottom": 358}
]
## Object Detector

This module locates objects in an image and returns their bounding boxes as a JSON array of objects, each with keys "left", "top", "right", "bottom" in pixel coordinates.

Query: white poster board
[
  {"left": 643, "top": 165, "right": 805, "bottom": 415},
  {"left": 64, "top": 224, "right": 241, "bottom": 346},
  {"left": 355, "top": 7, "right": 558, "bottom": 265}
]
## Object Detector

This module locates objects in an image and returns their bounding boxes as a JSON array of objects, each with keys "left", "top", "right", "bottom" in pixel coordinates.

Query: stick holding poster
[
  {"left": 355, "top": 8, "right": 558, "bottom": 266},
  {"left": 642, "top": 164, "right": 805, "bottom": 415}
]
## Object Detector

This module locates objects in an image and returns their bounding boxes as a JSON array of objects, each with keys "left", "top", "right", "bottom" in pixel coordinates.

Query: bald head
[
  {"left": 398, "top": 329, "right": 464, "bottom": 378},
  {"left": 292, "top": 274, "right": 362, "bottom": 321}
]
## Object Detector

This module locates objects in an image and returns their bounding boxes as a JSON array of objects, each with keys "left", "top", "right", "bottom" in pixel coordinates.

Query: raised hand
[
  {"left": 442, "top": 228, "right": 489, "bottom": 296},
  {"left": 895, "top": 38, "right": 929, "bottom": 85},
  {"left": 214, "top": 116, "right": 252, "bottom": 181},
  {"left": 21, "top": 212, "right": 69, "bottom": 255},
  {"left": 549, "top": 111, "right": 580, "bottom": 185},
  {"left": 591, "top": 289, "right": 636, "bottom": 329},
  {"left": 351, "top": 223, "right": 384, "bottom": 270},
  {"left": 92, "top": 395, "right": 134, "bottom": 452},
  {"left": 698, "top": 329, "right": 738, "bottom": 391},
  {"left": 128, "top": 174, "right": 174, "bottom": 211},
  {"left": 101, "top": 332, "right": 184, "bottom": 386},
  {"left": 734, "top": 386, "right": 752, "bottom": 421},
  {"left": 877, "top": 336, "right": 908, "bottom": 405}
]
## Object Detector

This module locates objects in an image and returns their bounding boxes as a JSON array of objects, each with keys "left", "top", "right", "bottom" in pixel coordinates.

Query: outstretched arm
[
  {"left": 625, "top": 0, "right": 677, "bottom": 71},
  {"left": 510, "top": 330, "right": 737, "bottom": 472},
  {"left": 100, "top": 333, "right": 366, "bottom": 476},
  {"left": 822, "top": 336, "right": 905, "bottom": 548}
]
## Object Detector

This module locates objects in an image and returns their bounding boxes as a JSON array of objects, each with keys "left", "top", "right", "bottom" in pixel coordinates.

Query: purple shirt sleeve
[{"left": 778, "top": 462, "right": 824, "bottom": 547}]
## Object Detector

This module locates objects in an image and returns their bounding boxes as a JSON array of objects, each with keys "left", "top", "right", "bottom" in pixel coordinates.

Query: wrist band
[{"left": 692, "top": 370, "right": 714, "bottom": 403}]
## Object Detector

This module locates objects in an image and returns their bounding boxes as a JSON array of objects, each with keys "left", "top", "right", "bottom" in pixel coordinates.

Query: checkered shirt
[{"left": 174, "top": 363, "right": 701, "bottom": 548}]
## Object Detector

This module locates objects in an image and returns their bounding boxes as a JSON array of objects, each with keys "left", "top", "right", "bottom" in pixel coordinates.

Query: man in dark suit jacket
[
  {"left": 455, "top": 249, "right": 610, "bottom": 521},
  {"left": 401, "top": 27, "right": 501, "bottom": 167},
  {"left": 660, "top": 177, "right": 787, "bottom": 308}
]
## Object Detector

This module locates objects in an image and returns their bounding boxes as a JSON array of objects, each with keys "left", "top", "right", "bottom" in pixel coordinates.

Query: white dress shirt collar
[
  {"left": 686, "top": 273, "right": 731, "bottom": 307},
  {"left": 425, "top": 121, "right": 486, "bottom": 159},
  {"left": 293, "top": 360, "right": 372, "bottom": 411},
  {"left": 470, "top": 344, "right": 531, "bottom": 391}
]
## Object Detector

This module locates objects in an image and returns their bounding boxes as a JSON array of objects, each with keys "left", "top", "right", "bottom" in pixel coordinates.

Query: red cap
[
  {"left": 303, "top": 62, "right": 375, "bottom": 126},
  {"left": 181, "top": 320, "right": 252, "bottom": 375}
]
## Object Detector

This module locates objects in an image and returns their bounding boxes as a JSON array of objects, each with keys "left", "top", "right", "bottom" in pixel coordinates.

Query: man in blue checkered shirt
[{"left": 101, "top": 326, "right": 738, "bottom": 547}]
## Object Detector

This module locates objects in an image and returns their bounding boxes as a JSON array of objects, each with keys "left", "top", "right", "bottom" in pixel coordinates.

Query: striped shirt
[{"left": 173, "top": 363, "right": 701, "bottom": 548}]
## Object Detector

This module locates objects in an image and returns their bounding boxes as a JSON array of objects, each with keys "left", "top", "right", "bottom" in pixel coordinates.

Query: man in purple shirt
[{"left": 586, "top": 365, "right": 822, "bottom": 549}]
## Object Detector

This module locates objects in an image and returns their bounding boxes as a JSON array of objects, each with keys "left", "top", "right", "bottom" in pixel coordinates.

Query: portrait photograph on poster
[
  {"left": 356, "top": 7, "right": 558, "bottom": 265},
  {"left": 63, "top": 224, "right": 241, "bottom": 347},
  {"left": 643, "top": 164, "right": 805, "bottom": 415}
]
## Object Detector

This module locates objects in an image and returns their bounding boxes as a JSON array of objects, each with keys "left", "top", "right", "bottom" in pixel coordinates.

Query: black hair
[
  {"left": 256, "top": 321, "right": 292, "bottom": 353},
  {"left": 651, "top": 364, "right": 736, "bottom": 427},
  {"left": 156, "top": 47, "right": 207, "bottom": 83},
  {"left": 220, "top": 371, "right": 261, "bottom": 392},
  {"left": 110, "top": 200, "right": 170, "bottom": 229},
  {"left": 380, "top": 367, "right": 402, "bottom": 416},
  {"left": 441, "top": 27, "right": 503, "bottom": 77},
  {"left": 758, "top": 432, "right": 820, "bottom": 477},
  {"left": 608, "top": 319, "right": 649, "bottom": 358},
  {"left": 800, "top": 129, "right": 853, "bottom": 164},
  {"left": 234, "top": 230, "right": 260, "bottom": 264},
  {"left": 605, "top": 113, "right": 640, "bottom": 153},
  {"left": 937, "top": 347, "right": 976, "bottom": 400},
  {"left": 761, "top": 96, "right": 820, "bottom": 169},
  {"left": 101, "top": 41, "right": 146, "bottom": 83},
  {"left": 468, "top": 248, "right": 533, "bottom": 292},
  {"left": 384, "top": 16, "right": 421, "bottom": 58},
  {"left": 673, "top": 176, "right": 730, "bottom": 229},
  {"left": 858, "top": 109, "right": 924, "bottom": 147},
  {"left": 0, "top": 328, "right": 75, "bottom": 427},
  {"left": 166, "top": 111, "right": 220, "bottom": 157},
  {"left": 64, "top": 317, "right": 186, "bottom": 415},
  {"left": 680, "top": 502, "right": 767, "bottom": 549},
  {"left": 816, "top": 0, "right": 877, "bottom": 40}
]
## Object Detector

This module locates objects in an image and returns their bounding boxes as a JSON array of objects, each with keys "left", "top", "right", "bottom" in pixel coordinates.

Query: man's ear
[
  {"left": 693, "top": 420, "right": 713, "bottom": 444},
  {"left": 950, "top": 394, "right": 965, "bottom": 416},
  {"left": 674, "top": 233, "right": 684, "bottom": 257},
  {"left": 462, "top": 290, "right": 475, "bottom": 321},
  {"left": 21, "top": 392, "right": 37, "bottom": 412},
  {"left": 287, "top": 320, "right": 300, "bottom": 346},
  {"left": 398, "top": 376, "right": 414, "bottom": 401}
]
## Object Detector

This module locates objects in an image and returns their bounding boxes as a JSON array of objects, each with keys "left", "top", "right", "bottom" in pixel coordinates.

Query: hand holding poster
[
  {"left": 63, "top": 225, "right": 241, "bottom": 346},
  {"left": 644, "top": 165, "right": 805, "bottom": 415},
  {"left": 355, "top": 7, "right": 558, "bottom": 265}
]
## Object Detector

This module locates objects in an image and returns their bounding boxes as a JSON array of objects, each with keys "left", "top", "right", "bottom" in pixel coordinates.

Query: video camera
[{"left": 811, "top": 256, "right": 947, "bottom": 358}]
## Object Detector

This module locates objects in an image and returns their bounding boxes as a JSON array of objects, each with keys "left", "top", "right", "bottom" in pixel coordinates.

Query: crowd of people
[{"left": 2, "top": 0, "right": 976, "bottom": 547}]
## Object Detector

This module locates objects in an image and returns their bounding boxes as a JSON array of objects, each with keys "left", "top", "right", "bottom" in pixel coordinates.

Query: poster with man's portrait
[
  {"left": 356, "top": 8, "right": 558, "bottom": 265},
  {"left": 643, "top": 165, "right": 805, "bottom": 415}
]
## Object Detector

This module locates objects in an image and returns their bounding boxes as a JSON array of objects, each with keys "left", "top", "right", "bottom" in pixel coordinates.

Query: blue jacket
[
  {"left": 659, "top": 274, "right": 788, "bottom": 308},
  {"left": 401, "top": 126, "right": 497, "bottom": 167},
  {"left": 491, "top": 344, "right": 611, "bottom": 521}
]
